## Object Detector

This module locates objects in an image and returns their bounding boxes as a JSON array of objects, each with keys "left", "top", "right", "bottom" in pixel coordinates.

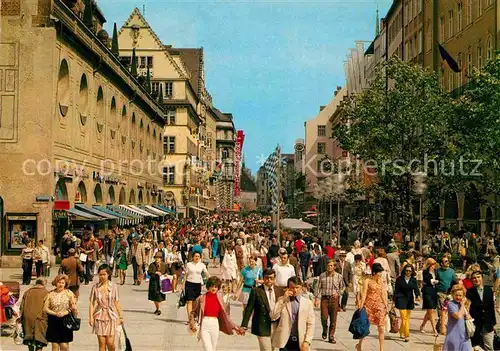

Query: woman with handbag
[
  {"left": 443, "top": 284, "right": 473, "bottom": 351},
  {"left": 185, "top": 252, "right": 210, "bottom": 318},
  {"left": 43, "top": 274, "right": 78, "bottom": 351},
  {"left": 147, "top": 252, "right": 173, "bottom": 315},
  {"left": 89, "top": 264, "right": 124, "bottom": 351}
]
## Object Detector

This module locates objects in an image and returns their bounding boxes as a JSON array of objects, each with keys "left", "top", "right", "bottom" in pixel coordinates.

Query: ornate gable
[{"left": 119, "top": 8, "right": 187, "bottom": 79}]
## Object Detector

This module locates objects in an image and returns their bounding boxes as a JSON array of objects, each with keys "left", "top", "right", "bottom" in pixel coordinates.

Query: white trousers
[{"left": 200, "top": 317, "right": 220, "bottom": 351}]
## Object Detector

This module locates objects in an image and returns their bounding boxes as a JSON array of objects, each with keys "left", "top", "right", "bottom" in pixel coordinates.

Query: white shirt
[
  {"left": 185, "top": 261, "right": 208, "bottom": 284},
  {"left": 266, "top": 286, "right": 276, "bottom": 311},
  {"left": 274, "top": 263, "right": 296, "bottom": 287}
]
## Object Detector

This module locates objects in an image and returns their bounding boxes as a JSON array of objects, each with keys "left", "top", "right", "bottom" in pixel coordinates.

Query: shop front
[{"left": 3, "top": 213, "right": 38, "bottom": 256}]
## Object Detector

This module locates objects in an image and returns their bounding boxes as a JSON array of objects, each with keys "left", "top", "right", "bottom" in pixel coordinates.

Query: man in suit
[
  {"left": 60, "top": 248, "right": 84, "bottom": 299},
  {"left": 466, "top": 271, "right": 496, "bottom": 350},
  {"left": 241, "top": 268, "right": 278, "bottom": 351},
  {"left": 270, "top": 276, "right": 314, "bottom": 351},
  {"left": 336, "top": 251, "right": 351, "bottom": 311},
  {"left": 386, "top": 247, "right": 401, "bottom": 296}
]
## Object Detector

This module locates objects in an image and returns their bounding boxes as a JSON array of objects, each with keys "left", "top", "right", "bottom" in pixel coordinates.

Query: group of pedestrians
[{"left": 11, "top": 212, "right": 500, "bottom": 351}]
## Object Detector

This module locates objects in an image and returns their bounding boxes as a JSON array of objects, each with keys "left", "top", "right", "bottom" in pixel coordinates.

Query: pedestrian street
[{"left": 1, "top": 266, "right": 440, "bottom": 351}]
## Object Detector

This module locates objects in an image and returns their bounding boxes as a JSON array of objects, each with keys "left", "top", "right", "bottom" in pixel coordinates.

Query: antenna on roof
[{"left": 143, "top": 4, "right": 146, "bottom": 18}]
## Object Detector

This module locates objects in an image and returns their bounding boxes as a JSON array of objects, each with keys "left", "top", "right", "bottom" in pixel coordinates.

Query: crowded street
[{"left": 0, "top": 262, "right": 439, "bottom": 351}]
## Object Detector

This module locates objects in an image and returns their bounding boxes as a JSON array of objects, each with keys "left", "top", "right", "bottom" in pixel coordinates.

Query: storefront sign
[
  {"left": 93, "top": 171, "right": 104, "bottom": 183},
  {"left": 6, "top": 215, "right": 37, "bottom": 221},
  {"left": 53, "top": 210, "right": 68, "bottom": 219},
  {"left": 234, "top": 130, "right": 245, "bottom": 197},
  {"left": 104, "top": 176, "right": 120, "bottom": 184},
  {"left": 137, "top": 182, "right": 144, "bottom": 189}
]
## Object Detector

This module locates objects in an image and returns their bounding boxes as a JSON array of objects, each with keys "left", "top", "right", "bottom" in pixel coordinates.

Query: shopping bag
[
  {"left": 160, "top": 276, "right": 172, "bottom": 294},
  {"left": 177, "top": 290, "right": 187, "bottom": 308},
  {"left": 121, "top": 325, "right": 132, "bottom": 351},
  {"left": 389, "top": 306, "right": 399, "bottom": 333},
  {"left": 465, "top": 318, "right": 475, "bottom": 337},
  {"left": 79, "top": 253, "right": 88, "bottom": 262},
  {"left": 117, "top": 325, "right": 126, "bottom": 351}
]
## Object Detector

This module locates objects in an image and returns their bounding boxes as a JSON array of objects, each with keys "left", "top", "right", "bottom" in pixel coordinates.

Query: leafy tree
[{"left": 333, "top": 57, "right": 456, "bottom": 226}]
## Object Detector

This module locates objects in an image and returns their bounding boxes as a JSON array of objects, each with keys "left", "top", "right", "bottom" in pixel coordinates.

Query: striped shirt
[{"left": 315, "top": 271, "right": 345, "bottom": 298}]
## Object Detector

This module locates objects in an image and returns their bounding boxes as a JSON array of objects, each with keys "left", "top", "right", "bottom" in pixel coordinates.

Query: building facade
[
  {"left": 214, "top": 109, "right": 236, "bottom": 211},
  {"left": 303, "top": 86, "right": 348, "bottom": 195},
  {"left": 118, "top": 8, "right": 221, "bottom": 217},
  {"left": 0, "top": 0, "right": 165, "bottom": 265}
]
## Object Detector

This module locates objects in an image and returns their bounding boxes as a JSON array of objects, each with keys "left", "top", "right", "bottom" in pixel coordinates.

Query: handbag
[
  {"left": 465, "top": 318, "right": 475, "bottom": 337},
  {"left": 63, "top": 310, "right": 81, "bottom": 331},
  {"left": 160, "top": 276, "right": 172, "bottom": 294},
  {"left": 389, "top": 306, "right": 399, "bottom": 333},
  {"left": 177, "top": 290, "right": 187, "bottom": 308},
  {"left": 121, "top": 324, "right": 132, "bottom": 351}
]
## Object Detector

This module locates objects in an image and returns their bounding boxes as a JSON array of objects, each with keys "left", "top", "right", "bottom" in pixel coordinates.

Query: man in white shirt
[
  {"left": 34, "top": 239, "right": 50, "bottom": 277},
  {"left": 273, "top": 249, "right": 296, "bottom": 298}
]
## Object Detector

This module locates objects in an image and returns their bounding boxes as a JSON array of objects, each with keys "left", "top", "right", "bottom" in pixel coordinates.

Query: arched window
[
  {"left": 119, "top": 187, "right": 126, "bottom": 204},
  {"left": 94, "top": 184, "right": 103, "bottom": 204},
  {"left": 57, "top": 60, "right": 70, "bottom": 117},
  {"left": 79, "top": 74, "right": 89, "bottom": 125},
  {"left": 55, "top": 178, "right": 68, "bottom": 200},
  {"left": 138, "top": 190, "right": 144, "bottom": 204},
  {"left": 76, "top": 181, "right": 87, "bottom": 203},
  {"left": 129, "top": 189, "right": 136, "bottom": 204},
  {"left": 107, "top": 186, "right": 115, "bottom": 204},
  {"left": 486, "top": 36, "right": 493, "bottom": 61}
]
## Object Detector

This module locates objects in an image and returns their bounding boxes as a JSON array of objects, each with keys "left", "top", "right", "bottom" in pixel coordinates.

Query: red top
[
  {"left": 325, "top": 246, "right": 335, "bottom": 258},
  {"left": 462, "top": 278, "right": 473, "bottom": 290},
  {"left": 294, "top": 240, "right": 305, "bottom": 253},
  {"left": 204, "top": 292, "right": 221, "bottom": 317}
]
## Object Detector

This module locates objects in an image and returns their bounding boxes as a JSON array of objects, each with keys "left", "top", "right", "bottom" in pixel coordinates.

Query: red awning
[{"left": 54, "top": 200, "right": 70, "bottom": 210}]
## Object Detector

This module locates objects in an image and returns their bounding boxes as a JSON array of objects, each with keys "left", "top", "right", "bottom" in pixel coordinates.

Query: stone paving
[{"left": 0, "top": 266, "right": 439, "bottom": 350}]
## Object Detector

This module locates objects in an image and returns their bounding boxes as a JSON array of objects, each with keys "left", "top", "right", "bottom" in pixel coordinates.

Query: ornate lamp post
[{"left": 413, "top": 172, "right": 427, "bottom": 253}]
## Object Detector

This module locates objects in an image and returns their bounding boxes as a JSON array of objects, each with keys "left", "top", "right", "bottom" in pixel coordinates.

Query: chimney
[{"left": 319, "top": 106, "right": 326, "bottom": 112}]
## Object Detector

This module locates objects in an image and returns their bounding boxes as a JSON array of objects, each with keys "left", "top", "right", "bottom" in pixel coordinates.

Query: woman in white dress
[
  {"left": 352, "top": 254, "right": 367, "bottom": 306},
  {"left": 373, "top": 248, "right": 392, "bottom": 295},
  {"left": 221, "top": 248, "right": 238, "bottom": 293}
]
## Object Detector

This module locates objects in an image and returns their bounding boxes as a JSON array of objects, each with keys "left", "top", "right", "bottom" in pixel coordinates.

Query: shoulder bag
[{"left": 63, "top": 310, "right": 81, "bottom": 331}]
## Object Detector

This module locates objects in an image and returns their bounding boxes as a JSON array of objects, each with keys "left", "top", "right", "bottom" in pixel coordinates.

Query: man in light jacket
[{"left": 270, "top": 276, "right": 314, "bottom": 351}]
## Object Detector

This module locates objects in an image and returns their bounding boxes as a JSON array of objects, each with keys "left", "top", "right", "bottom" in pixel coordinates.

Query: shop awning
[
  {"left": 128, "top": 205, "right": 158, "bottom": 218},
  {"left": 154, "top": 205, "right": 176, "bottom": 214},
  {"left": 142, "top": 205, "right": 168, "bottom": 216},
  {"left": 67, "top": 208, "right": 104, "bottom": 221},
  {"left": 107, "top": 206, "right": 143, "bottom": 224},
  {"left": 120, "top": 205, "right": 154, "bottom": 218},
  {"left": 190, "top": 206, "right": 208, "bottom": 213},
  {"left": 75, "top": 204, "right": 119, "bottom": 220},
  {"left": 93, "top": 206, "right": 130, "bottom": 227}
]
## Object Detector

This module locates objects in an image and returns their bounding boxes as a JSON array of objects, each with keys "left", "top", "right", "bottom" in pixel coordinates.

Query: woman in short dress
[
  {"left": 185, "top": 252, "right": 210, "bottom": 318},
  {"left": 44, "top": 274, "right": 78, "bottom": 351},
  {"left": 420, "top": 257, "right": 439, "bottom": 336},
  {"left": 89, "top": 264, "right": 124, "bottom": 351},
  {"left": 357, "top": 263, "right": 388, "bottom": 351}
]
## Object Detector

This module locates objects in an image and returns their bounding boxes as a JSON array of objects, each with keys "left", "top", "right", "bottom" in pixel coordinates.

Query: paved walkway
[{"left": 0, "top": 266, "right": 440, "bottom": 350}]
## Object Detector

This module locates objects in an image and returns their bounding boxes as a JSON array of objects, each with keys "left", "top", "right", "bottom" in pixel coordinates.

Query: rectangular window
[
  {"left": 468, "top": 0, "right": 473, "bottom": 24},
  {"left": 165, "top": 81, "right": 173, "bottom": 97},
  {"left": 478, "top": 0, "right": 482, "bottom": 16},
  {"left": 163, "top": 136, "right": 175, "bottom": 153},
  {"left": 458, "top": 56, "right": 463, "bottom": 87},
  {"left": 468, "top": 52, "right": 473, "bottom": 76},
  {"left": 405, "top": 3, "right": 409, "bottom": 25},
  {"left": 163, "top": 166, "right": 175, "bottom": 185},
  {"left": 408, "top": 1, "right": 412, "bottom": 20},
  {"left": 478, "top": 46, "right": 483, "bottom": 68},
  {"left": 152, "top": 82, "right": 160, "bottom": 96},
  {"left": 317, "top": 125, "right": 326, "bottom": 137},
  {"left": 448, "top": 71, "right": 454, "bottom": 92},
  {"left": 409, "top": 38, "right": 413, "bottom": 58},
  {"left": 439, "top": 16, "right": 445, "bottom": 43},
  {"left": 448, "top": 10, "right": 454, "bottom": 38},
  {"left": 417, "top": 0, "right": 422, "bottom": 14},
  {"left": 147, "top": 56, "right": 153, "bottom": 68},
  {"left": 316, "top": 160, "right": 322, "bottom": 172},
  {"left": 166, "top": 110, "right": 176, "bottom": 125},
  {"left": 140, "top": 57, "right": 146, "bottom": 68},
  {"left": 458, "top": 2, "right": 463, "bottom": 31},
  {"left": 418, "top": 30, "right": 423, "bottom": 53},
  {"left": 119, "top": 56, "right": 131, "bottom": 68},
  {"left": 317, "top": 142, "right": 326, "bottom": 154}
]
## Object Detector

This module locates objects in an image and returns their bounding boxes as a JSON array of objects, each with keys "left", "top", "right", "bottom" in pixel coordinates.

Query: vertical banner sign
[{"left": 234, "top": 130, "right": 245, "bottom": 197}]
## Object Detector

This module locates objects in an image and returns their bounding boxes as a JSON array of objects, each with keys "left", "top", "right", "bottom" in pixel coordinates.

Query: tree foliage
[{"left": 332, "top": 56, "right": 500, "bottom": 225}]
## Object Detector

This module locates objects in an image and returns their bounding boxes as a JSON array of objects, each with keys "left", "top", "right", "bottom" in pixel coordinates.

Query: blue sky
[{"left": 99, "top": 0, "right": 392, "bottom": 173}]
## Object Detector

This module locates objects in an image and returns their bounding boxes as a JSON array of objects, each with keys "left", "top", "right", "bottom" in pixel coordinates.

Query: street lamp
[
  {"left": 413, "top": 172, "right": 428, "bottom": 253},
  {"left": 312, "top": 183, "right": 323, "bottom": 238},
  {"left": 332, "top": 173, "right": 346, "bottom": 236}
]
